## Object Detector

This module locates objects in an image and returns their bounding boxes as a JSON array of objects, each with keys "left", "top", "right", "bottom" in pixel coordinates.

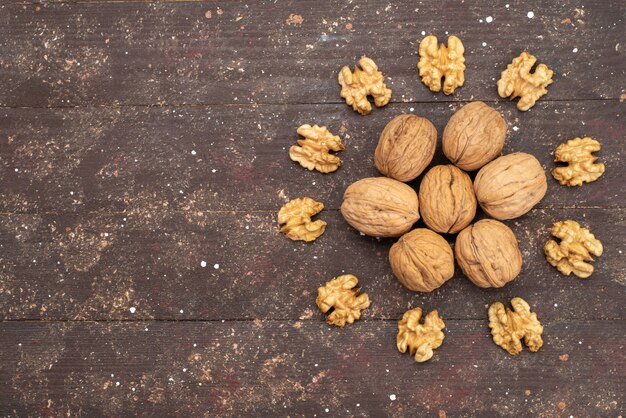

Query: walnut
[
  {"left": 341, "top": 177, "right": 420, "bottom": 237},
  {"left": 544, "top": 220, "right": 603, "bottom": 278},
  {"left": 338, "top": 56, "right": 392, "bottom": 115},
  {"left": 474, "top": 153, "right": 547, "bottom": 220},
  {"left": 289, "top": 124, "right": 345, "bottom": 173},
  {"left": 455, "top": 219, "right": 522, "bottom": 288},
  {"left": 497, "top": 52, "right": 553, "bottom": 111},
  {"left": 374, "top": 114, "right": 437, "bottom": 182},
  {"left": 442, "top": 101, "right": 507, "bottom": 171},
  {"left": 488, "top": 297, "right": 544, "bottom": 356},
  {"left": 389, "top": 229, "right": 454, "bottom": 292},
  {"left": 552, "top": 137, "right": 605, "bottom": 186},
  {"left": 419, "top": 165, "right": 477, "bottom": 234},
  {"left": 316, "top": 274, "right": 371, "bottom": 327},
  {"left": 397, "top": 307, "right": 445, "bottom": 362},
  {"left": 417, "top": 35, "right": 465, "bottom": 95},
  {"left": 277, "top": 197, "right": 326, "bottom": 242}
]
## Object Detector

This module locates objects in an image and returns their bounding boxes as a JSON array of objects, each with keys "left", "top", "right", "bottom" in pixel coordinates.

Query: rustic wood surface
[{"left": 0, "top": 0, "right": 624, "bottom": 416}]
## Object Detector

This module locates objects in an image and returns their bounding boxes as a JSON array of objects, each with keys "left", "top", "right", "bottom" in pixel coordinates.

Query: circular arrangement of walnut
[{"left": 279, "top": 40, "right": 605, "bottom": 362}]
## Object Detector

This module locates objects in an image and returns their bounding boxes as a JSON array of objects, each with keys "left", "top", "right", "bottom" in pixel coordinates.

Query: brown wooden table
[{"left": 1, "top": 1, "right": 624, "bottom": 416}]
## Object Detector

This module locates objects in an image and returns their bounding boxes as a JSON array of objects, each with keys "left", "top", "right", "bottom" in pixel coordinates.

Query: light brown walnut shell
[
  {"left": 419, "top": 165, "right": 476, "bottom": 234},
  {"left": 374, "top": 114, "right": 437, "bottom": 182},
  {"left": 474, "top": 153, "right": 547, "bottom": 220},
  {"left": 389, "top": 229, "right": 454, "bottom": 292},
  {"left": 455, "top": 219, "right": 522, "bottom": 288},
  {"left": 341, "top": 177, "right": 419, "bottom": 238},
  {"left": 442, "top": 101, "right": 507, "bottom": 171}
]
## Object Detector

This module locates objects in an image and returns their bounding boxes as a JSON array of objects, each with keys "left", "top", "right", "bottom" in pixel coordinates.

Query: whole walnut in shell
[
  {"left": 419, "top": 165, "right": 476, "bottom": 234},
  {"left": 455, "top": 219, "right": 523, "bottom": 288},
  {"left": 341, "top": 177, "right": 419, "bottom": 238},
  {"left": 375, "top": 114, "right": 437, "bottom": 182},
  {"left": 474, "top": 153, "right": 547, "bottom": 220},
  {"left": 389, "top": 229, "right": 454, "bottom": 292},
  {"left": 442, "top": 101, "right": 507, "bottom": 171}
]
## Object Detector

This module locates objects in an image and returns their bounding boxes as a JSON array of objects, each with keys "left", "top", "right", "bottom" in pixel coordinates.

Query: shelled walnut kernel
[
  {"left": 397, "top": 308, "right": 445, "bottom": 362},
  {"left": 552, "top": 137, "right": 605, "bottom": 186},
  {"left": 544, "top": 220, "right": 603, "bottom": 278},
  {"left": 417, "top": 35, "right": 465, "bottom": 95},
  {"left": 277, "top": 197, "right": 326, "bottom": 242},
  {"left": 338, "top": 56, "right": 392, "bottom": 115},
  {"left": 316, "top": 275, "right": 371, "bottom": 327},
  {"left": 289, "top": 124, "right": 345, "bottom": 173},
  {"left": 488, "top": 297, "right": 544, "bottom": 356},
  {"left": 497, "top": 52, "right": 553, "bottom": 111}
]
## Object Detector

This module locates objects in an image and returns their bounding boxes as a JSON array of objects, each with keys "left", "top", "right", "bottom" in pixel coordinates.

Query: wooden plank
[
  {"left": 0, "top": 320, "right": 623, "bottom": 417},
  {"left": 0, "top": 1, "right": 623, "bottom": 107},
  {"left": 1, "top": 208, "right": 623, "bottom": 321},
  {"left": 1, "top": 100, "right": 623, "bottom": 215}
]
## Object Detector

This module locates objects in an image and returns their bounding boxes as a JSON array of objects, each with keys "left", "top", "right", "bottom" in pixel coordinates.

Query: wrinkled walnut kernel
[
  {"left": 552, "top": 137, "right": 605, "bottom": 186},
  {"left": 497, "top": 52, "right": 553, "bottom": 111},
  {"left": 417, "top": 35, "right": 465, "bottom": 95},
  {"left": 397, "top": 308, "right": 445, "bottom": 362},
  {"left": 544, "top": 220, "right": 603, "bottom": 278},
  {"left": 289, "top": 124, "right": 345, "bottom": 173},
  {"left": 338, "top": 57, "right": 392, "bottom": 115},
  {"left": 316, "top": 275, "right": 371, "bottom": 327},
  {"left": 488, "top": 297, "right": 544, "bottom": 356},
  {"left": 277, "top": 197, "right": 326, "bottom": 242}
]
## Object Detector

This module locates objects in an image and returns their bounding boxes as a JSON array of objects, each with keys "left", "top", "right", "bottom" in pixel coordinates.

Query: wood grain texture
[
  {"left": 1, "top": 208, "right": 624, "bottom": 321},
  {"left": 0, "top": 0, "right": 624, "bottom": 416},
  {"left": 1, "top": 100, "right": 623, "bottom": 214},
  {"left": 0, "top": 0, "right": 623, "bottom": 107},
  {"left": 1, "top": 320, "right": 624, "bottom": 417}
]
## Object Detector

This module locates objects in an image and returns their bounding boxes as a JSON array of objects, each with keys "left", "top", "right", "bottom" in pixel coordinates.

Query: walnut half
[
  {"left": 316, "top": 275, "right": 371, "bottom": 327},
  {"left": 289, "top": 124, "right": 345, "bottom": 173},
  {"left": 497, "top": 52, "right": 553, "bottom": 111},
  {"left": 338, "top": 56, "right": 392, "bottom": 115},
  {"left": 544, "top": 220, "right": 603, "bottom": 278},
  {"left": 277, "top": 197, "right": 326, "bottom": 242},
  {"left": 397, "top": 308, "right": 445, "bottom": 362},
  {"left": 488, "top": 297, "right": 544, "bottom": 356},
  {"left": 417, "top": 35, "right": 465, "bottom": 95},
  {"left": 552, "top": 137, "right": 605, "bottom": 186}
]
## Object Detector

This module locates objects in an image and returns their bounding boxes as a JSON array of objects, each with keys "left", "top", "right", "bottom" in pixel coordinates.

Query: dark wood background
[{"left": 1, "top": 0, "right": 624, "bottom": 416}]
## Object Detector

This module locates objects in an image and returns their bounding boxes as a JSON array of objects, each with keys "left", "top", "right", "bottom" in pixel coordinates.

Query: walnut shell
[
  {"left": 389, "top": 229, "right": 454, "bottom": 292},
  {"left": 442, "top": 101, "right": 507, "bottom": 171},
  {"left": 474, "top": 152, "right": 547, "bottom": 220},
  {"left": 455, "top": 219, "right": 522, "bottom": 288},
  {"left": 418, "top": 165, "right": 476, "bottom": 234},
  {"left": 341, "top": 177, "right": 420, "bottom": 237},
  {"left": 375, "top": 114, "right": 437, "bottom": 182}
]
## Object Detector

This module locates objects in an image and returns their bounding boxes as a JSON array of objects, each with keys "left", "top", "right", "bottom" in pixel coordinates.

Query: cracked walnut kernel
[
  {"left": 289, "top": 124, "right": 344, "bottom": 173},
  {"left": 316, "top": 275, "right": 370, "bottom": 327},
  {"left": 277, "top": 197, "right": 326, "bottom": 242},
  {"left": 544, "top": 220, "right": 603, "bottom": 278},
  {"left": 552, "top": 137, "right": 605, "bottom": 186},
  {"left": 417, "top": 35, "right": 465, "bottom": 95},
  {"left": 338, "top": 56, "right": 392, "bottom": 115},
  {"left": 497, "top": 52, "right": 553, "bottom": 111},
  {"left": 488, "top": 297, "right": 544, "bottom": 356},
  {"left": 397, "top": 308, "right": 445, "bottom": 362}
]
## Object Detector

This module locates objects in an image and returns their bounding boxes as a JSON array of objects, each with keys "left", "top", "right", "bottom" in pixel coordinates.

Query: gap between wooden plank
[{"left": 0, "top": 96, "right": 619, "bottom": 110}]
